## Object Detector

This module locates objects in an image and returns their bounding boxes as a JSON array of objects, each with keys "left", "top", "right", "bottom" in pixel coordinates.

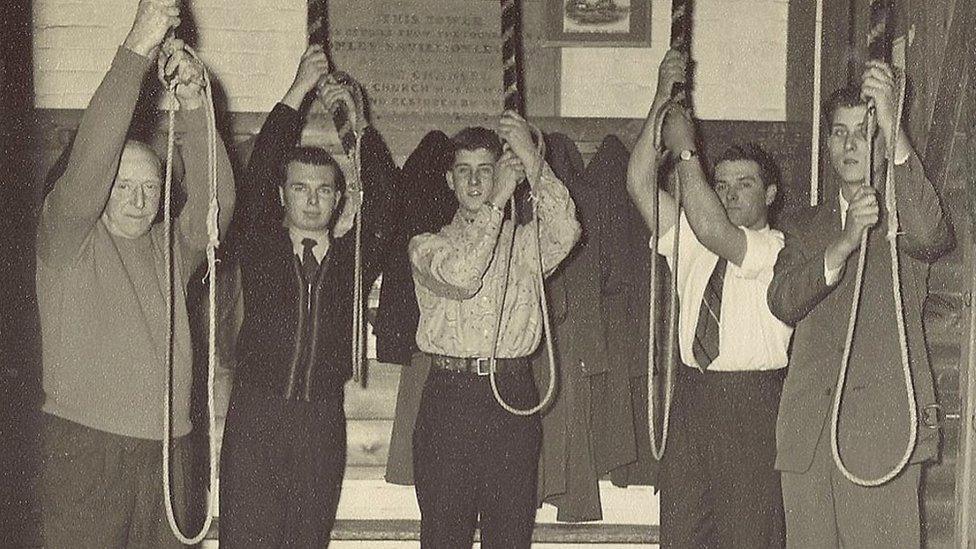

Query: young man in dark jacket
[{"left": 218, "top": 44, "right": 396, "bottom": 547}]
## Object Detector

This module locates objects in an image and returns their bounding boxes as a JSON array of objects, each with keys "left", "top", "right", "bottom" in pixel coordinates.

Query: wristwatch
[{"left": 677, "top": 149, "right": 697, "bottom": 162}]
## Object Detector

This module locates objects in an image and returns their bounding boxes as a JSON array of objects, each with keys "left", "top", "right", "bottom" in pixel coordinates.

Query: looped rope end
[
  {"left": 161, "top": 39, "right": 220, "bottom": 545},
  {"left": 830, "top": 62, "right": 915, "bottom": 488}
]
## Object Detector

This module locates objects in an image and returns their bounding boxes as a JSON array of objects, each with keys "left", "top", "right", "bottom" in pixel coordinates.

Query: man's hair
[
  {"left": 283, "top": 146, "right": 345, "bottom": 193},
  {"left": 822, "top": 85, "right": 865, "bottom": 127},
  {"left": 450, "top": 127, "right": 503, "bottom": 162},
  {"left": 713, "top": 142, "right": 780, "bottom": 191}
]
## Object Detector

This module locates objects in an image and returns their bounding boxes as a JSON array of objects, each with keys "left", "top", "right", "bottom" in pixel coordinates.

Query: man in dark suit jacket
[
  {"left": 219, "top": 44, "right": 395, "bottom": 547},
  {"left": 768, "top": 61, "right": 954, "bottom": 548}
]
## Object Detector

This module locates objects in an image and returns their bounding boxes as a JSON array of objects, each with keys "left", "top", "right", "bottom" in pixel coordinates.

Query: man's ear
[
  {"left": 278, "top": 186, "right": 286, "bottom": 207},
  {"left": 765, "top": 183, "right": 778, "bottom": 207},
  {"left": 445, "top": 171, "right": 456, "bottom": 192}
]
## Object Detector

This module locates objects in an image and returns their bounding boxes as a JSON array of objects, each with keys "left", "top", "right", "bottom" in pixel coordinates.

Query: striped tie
[{"left": 692, "top": 257, "right": 727, "bottom": 369}]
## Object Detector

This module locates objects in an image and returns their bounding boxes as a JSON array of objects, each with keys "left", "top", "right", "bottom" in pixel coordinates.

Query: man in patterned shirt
[{"left": 408, "top": 114, "right": 580, "bottom": 548}]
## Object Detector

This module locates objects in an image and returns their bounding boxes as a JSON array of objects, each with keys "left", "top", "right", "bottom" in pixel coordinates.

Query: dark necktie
[
  {"left": 692, "top": 257, "right": 727, "bottom": 369},
  {"left": 301, "top": 238, "right": 319, "bottom": 283}
]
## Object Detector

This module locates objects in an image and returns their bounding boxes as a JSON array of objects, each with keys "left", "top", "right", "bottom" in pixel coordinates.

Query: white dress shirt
[
  {"left": 657, "top": 213, "right": 793, "bottom": 371},
  {"left": 823, "top": 191, "right": 850, "bottom": 286},
  {"left": 289, "top": 229, "right": 330, "bottom": 263}
]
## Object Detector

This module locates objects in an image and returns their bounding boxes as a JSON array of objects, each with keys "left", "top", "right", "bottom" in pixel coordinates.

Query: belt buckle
[{"left": 475, "top": 357, "right": 492, "bottom": 376}]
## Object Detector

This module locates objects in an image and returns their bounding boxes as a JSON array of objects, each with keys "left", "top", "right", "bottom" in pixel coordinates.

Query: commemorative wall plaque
[{"left": 326, "top": 0, "right": 557, "bottom": 151}]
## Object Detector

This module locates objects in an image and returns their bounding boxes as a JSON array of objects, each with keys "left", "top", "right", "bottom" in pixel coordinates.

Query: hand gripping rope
[
  {"left": 160, "top": 38, "right": 220, "bottom": 544},
  {"left": 830, "top": 0, "right": 917, "bottom": 487},
  {"left": 645, "top": 0, "right": 692, "bottom": 461},
  {"left": 484, "top": 0, "right": 555, "bottom": 416}
]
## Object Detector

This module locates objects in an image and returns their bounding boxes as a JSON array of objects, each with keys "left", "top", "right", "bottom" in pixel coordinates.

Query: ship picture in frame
[{"left": 545, "top": 0, "right": 651, "bottom": 46}]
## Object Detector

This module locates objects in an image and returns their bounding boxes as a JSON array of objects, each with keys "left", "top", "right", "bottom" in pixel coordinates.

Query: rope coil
[
  {"left": 350, "top": 130, "right": 366, "bottom": 386},
  {"left": 645, "top": 98, "right": 684, "bottom": 461},
  {"left": 645, "top": 0, "right": 693, "bottom": 459},
  {"left": 161, "top": 41, "right": 219, "bottom": 545},
  {"left": 487, "top": 125, "right": 557, "bottom": 416},
  {"left": 829, "top": 68, "right": 917, "bottom": 487},
  {"left": 490, "top": 0, "right": 555, "bottom": 415}
]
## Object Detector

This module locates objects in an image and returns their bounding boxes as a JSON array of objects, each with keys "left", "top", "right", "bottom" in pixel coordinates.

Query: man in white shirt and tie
[{"left": 627, "top": 50, "right": 793, "bottom": 548}]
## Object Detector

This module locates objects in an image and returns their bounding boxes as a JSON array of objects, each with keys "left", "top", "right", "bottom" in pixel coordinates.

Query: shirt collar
[
  {"left": 287, "top": 228, "right": 330, "bottom": 257},
  {"left": 838, "top": 189, "right": 850, "bottom": 229}
]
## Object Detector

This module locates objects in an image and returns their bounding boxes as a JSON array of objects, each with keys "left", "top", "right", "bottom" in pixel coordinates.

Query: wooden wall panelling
[
  {"left": 961, "top": 118, "right": 976, "bottom": 548},
  {"left": 786, "top": 0, "right": 816, "bottom": 124},
  {"left": 922, "top": 0, "right": 976, "bottom": 192},
  {"left": 904, "top": 0, "right": 954, "bottom": 150}
]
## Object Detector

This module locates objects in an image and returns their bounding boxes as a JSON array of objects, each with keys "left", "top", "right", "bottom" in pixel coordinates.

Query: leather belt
[{"left": 428, "top": 354, "right": 528, "bottom": 376}]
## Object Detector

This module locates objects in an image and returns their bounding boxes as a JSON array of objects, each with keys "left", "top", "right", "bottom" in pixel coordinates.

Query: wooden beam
[
  {"left": 959, "top": 126, "right": 976, "bottom": 549},
  {"left": 922, "top": 0, "right": 976, "bottom": 191},
  {"left": 787, "top": 0, "right": 817, "bottom": 124}
]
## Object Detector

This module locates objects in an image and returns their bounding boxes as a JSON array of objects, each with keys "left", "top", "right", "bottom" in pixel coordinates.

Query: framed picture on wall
[{"left": 545, "top": 0, "right": 651, "bottom": 46}]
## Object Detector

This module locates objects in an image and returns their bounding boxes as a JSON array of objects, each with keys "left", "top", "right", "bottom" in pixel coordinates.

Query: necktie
[
  {"left": 301, "top": 238, "right": 319, "bottom": 283},
  {"left": 692, "top": 257, "right": 727, "bottom": 369}
]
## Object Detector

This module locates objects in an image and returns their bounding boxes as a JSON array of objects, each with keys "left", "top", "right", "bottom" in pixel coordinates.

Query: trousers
[{"left": 413, "top": 366, "right": 542, "bottom": 549}]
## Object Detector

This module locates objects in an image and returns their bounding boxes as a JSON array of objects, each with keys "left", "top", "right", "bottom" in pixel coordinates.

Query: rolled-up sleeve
[{"left": 736, "top": 228, "right": 785, "bottom": 279}]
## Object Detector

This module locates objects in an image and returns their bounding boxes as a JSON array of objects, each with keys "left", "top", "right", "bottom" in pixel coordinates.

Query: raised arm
[
  {"left": 158, "top": 41, "right": 236, "bottom": 267},
  {"left": 626, "top": 50, "right": 685, "bottom": 239},
  {"left": 650, "top": 52, "right": 749, "bottom": 266},
  {"left": 891, "top": 150, "right": 954, "bottom": 260},
  {"left": 666, "top": 111, "right": 748, "bottom": 265},
  {"left": 37, "top": 0, "right": 178, "bottom": 263},
  {"left": 409, "top": 141, "right": 521, "bottom": 300},
  {"left": 409, "top": 206, "right": 504, "bottom": 300},
  {"left": 516, "top": 162, "right": 580, "bottom": 275},
  {"left": 240, "top": 45, "right": 330, "bottom": 231},
  {"left": 861, "top": 61, "right": 954, "bottom": 261},
  {"left": 767, "top": 219, "right": 837, "bottom": 326},
  {"left": 319, "top": 76, "right": 400, "bottom": 287},
  {"left": 496, "top": 111, "right": 580, "bottom": 274}
]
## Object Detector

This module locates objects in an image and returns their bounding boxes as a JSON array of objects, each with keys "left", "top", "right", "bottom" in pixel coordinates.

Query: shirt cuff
[
  {"left": 894, "top": 147, "right": 911, "bottom": 166},
  {"left": 824, "top": 257, "right": 843, "bottom": 286}
]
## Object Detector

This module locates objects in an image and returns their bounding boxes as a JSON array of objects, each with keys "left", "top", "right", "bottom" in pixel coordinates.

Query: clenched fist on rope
[
  {"left": 497, "top": 110, "right": 541, "bottom": 187},
  {"left": 860, "top": 61, "right": 908, "bottom": 158},
  {"left": 121, "top": 0, "right": 181, "bottom": 58},
  {"left": 35, "top": 0, "right": 236, "bottom": 546},
  {"left": 157, "top": 38, "right": 206, "bottom": 110}
]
